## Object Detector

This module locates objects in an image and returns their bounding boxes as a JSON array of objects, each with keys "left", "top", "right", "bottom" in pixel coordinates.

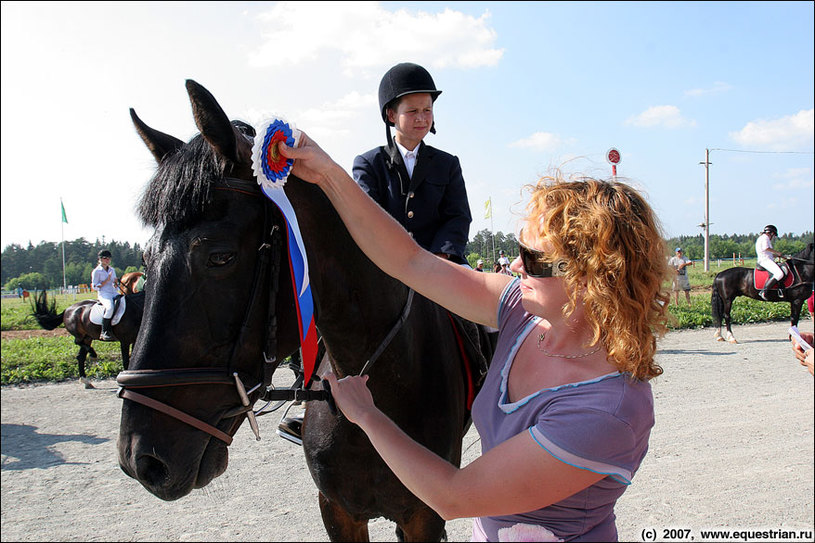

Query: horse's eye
[{"left": 208, "top": 252, "right": 235, "bottom": 267}]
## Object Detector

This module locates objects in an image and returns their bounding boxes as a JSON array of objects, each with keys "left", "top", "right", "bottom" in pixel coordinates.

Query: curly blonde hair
[{"left": 523, "top": 173, "right": 670, "bottom": 380}]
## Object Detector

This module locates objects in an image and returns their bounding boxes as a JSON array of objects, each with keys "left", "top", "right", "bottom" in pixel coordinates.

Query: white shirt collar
[
  {"left": 395, "top": 141, "right": 419, "bottom": 178},
  {"left": 395, "top": 140, "right": 419, "bottom": 160}
]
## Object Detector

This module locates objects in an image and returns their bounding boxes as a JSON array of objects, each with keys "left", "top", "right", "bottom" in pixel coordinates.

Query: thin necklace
[{"left": 537, "top": 332, "right": 602, "bottom": 359}]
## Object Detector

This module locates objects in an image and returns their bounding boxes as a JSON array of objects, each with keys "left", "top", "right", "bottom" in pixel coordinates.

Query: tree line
[
  {"left": 663, "top": 231, "right": 813, "bottom": 261},
  {"left": 3, "top": 230, "right": 812, "bottom": 290},
  {"left": 2, "top": 238, "right": 144, "bottom": 291}
]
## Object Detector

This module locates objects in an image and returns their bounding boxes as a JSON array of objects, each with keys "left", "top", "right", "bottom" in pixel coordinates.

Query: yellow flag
[{"left": 484, "top": 198, "right": 492, "bottom": 219}]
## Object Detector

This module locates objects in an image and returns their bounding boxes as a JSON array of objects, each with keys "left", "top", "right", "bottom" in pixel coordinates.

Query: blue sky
[{"left": 2, "top": 1, "right": 813, "bottom": 252}]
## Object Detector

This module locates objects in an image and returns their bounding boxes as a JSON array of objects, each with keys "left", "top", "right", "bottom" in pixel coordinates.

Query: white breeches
[
  {"left": 98, "top": 295, "right": 115, "bottom": 318},
  {"left": 759, "top": 258, "right": 784, "bottom": 281}
]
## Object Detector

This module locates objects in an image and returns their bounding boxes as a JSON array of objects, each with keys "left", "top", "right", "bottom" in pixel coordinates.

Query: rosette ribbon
[{"left": 252, "top": 118, "right": 319, "bottom": 385}]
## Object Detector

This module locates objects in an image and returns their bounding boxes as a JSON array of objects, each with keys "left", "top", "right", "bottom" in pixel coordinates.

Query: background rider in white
[
  {"left": 91, "top": 249, "right": 119, "bottom": 340},
  {"left": 756, "top": 225, "right": 785, "bottom": 300}
]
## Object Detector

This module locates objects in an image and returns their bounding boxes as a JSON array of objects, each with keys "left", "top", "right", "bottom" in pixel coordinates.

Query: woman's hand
[
  {"left": 792, "top": 332, "right": 814, "bottom": 375},
  {"left": 323, "top": 372, "right": 378, "bottom": 426},
  {"left": 278, "top": 132, "right": 343, "bottom": 187}
]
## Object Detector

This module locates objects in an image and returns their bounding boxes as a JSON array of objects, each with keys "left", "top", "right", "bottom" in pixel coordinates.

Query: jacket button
[
  {"left": 408, "top": 191, "right": 415, "bottom": 199},
  {"left": 407, "top": 211, "right": 414, "bottom": 219}
]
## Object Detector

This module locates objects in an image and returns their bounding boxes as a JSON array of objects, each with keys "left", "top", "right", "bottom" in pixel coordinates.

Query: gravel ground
[{"left": 2, "top": 320, "right": 813, "bottom": 542}]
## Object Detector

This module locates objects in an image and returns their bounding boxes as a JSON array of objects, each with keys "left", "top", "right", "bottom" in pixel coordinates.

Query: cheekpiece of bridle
[{"left": 116, "top": 176, "right": 329, "bottom": 445}]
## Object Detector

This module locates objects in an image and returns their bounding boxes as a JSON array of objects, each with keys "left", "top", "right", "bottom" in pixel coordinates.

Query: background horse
[
  {"left": 711, "top": 242, "right": 814, "bottom": 343},
  {"left": 116, "top": 80, "right": 492, "bottom": 541},
  {"left": 118, "top": 271, "right": 144, "bottom": 295},
  {"left": 31, "top": 290, "right": 145, "bottom": 387}
]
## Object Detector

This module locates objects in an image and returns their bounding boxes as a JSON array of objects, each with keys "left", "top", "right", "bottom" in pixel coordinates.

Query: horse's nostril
[{"left": 135, "top": 454, "right": 170, "bottom": 488}]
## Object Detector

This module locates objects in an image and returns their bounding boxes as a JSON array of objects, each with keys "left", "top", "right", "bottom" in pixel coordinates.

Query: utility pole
[{"left": 699, "top": 149, "right": 712, "bottom": 271}]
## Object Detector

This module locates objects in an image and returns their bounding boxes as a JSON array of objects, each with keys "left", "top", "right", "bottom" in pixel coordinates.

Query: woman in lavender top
[{"left": 281, "top": 135, "right": 671, "bottom": 541}]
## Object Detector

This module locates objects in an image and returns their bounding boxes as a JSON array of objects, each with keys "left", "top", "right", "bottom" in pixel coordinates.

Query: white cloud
[
  {"left": 508, "top": 132, "right": 574, "bottom": 152},
  {"left": 625, "top": 105, "right": 696, "bottom": 129},
  {"left": 249, "top": 2, "right": 503, "bottom": 73},
  {"left": 685, "top": 81, "right": 732, "bottom": 97},
  {"left": 771, "top": 167, "right": 814, "bottom": 191},
  {"left": 729, "top": 109, "right": 814, "bottom": 151}
]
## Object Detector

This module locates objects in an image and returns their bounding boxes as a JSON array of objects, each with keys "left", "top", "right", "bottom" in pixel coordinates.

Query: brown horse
[
  {"left": 31, "top": 290, "right": 145, "bottom": 387},
  {"left": 116, "top": 80, "right": 493, "bottom": 541},
  {"left": 118, "top": 271, "right": 144, "bottom": 295}
]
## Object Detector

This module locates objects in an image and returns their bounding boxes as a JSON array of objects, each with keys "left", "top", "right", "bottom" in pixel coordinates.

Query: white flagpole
[
  {"left": 489, "top": 197, "right": 495, "bottom": 266},
  {"left": 61, "top": 198, "right": 66, "bottom": 293}
]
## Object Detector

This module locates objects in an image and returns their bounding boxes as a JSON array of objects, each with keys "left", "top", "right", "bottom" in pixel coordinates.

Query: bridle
[
  {"left": 117, "top": 177, "right": 290, "bottom": 445},
  {"left": 116, "top": 175, "right": 412, "bottom": 446}
]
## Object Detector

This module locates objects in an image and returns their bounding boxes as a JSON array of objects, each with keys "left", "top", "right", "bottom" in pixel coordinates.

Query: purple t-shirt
[{"left": 470, "top": 279, "right": 654, "bottom": 542}]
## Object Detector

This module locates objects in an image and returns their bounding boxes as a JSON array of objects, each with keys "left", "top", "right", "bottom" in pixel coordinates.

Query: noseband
[{"left": 117, "top": 178, "right": 283, "bottom": 445}]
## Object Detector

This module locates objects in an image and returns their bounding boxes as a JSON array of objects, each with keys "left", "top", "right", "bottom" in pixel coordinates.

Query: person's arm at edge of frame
[{"left": 279, "top": 135, "right": 509, "bottom": 329}]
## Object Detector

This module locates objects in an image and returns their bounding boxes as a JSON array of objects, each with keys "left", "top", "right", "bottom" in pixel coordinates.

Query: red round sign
[{"left": 606, "top": 148, "right": 621, "bottom": 165}]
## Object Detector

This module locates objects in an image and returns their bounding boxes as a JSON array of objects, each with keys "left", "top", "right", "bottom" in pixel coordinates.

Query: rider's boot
[
  {"left": 760, "top": 277, "right": 778, "bottom": 301},
  {"left": 100, "top": 318, "right": 116, "bottom": 341}
]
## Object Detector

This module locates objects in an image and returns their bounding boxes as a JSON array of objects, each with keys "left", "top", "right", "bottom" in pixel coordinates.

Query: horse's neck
[{"left": 284, "top": 178, "right": 410, "bottom": 362}]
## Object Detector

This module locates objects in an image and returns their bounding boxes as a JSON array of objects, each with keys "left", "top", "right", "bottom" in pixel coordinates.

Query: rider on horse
[
  {"left": 756, "top": 225, "right": 785, "bottom": 300},
  {"left": 92, "top": 249, "right": 119, "bottom": 340}
]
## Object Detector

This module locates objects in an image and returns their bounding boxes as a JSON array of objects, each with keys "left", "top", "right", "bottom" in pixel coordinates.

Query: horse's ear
[
  {"left": 186, "top": 79, "right": 252, "bottom": 167},
  {"left": 130, "top": 109, "right": 184, "bottom": 164}
]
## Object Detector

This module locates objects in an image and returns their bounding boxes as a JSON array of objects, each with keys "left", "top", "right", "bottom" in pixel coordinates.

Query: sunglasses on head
[{"left": 518, "top": 242, "right": 567, "bottom": 278}]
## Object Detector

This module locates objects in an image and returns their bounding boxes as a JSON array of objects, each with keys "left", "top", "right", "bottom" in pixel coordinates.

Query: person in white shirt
[
  {"left": 91, "top": 249, "right": 119, "bottom": 340},
  {"left": 755, "top": 225, "right": 785, "bottom": 300}
]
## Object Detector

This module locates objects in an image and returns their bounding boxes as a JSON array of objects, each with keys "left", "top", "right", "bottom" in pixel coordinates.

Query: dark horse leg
[
  {"left": 317, "top": 490, "right": 447, "bottom": 542},
  {"left": 790, "top": 297, "right": 804, "bottom": 329},
  {"left": 722, "top": 295, "right": 738, "bottom": 343},
  {"left": 318, "top": 492, "right": 369, "bottom": 542},
  {"left": 74, "top": 338, "right": 95, "bottom": 389},
  {"left": 120, "top": 341, "right": 131, "bottom": 370}
]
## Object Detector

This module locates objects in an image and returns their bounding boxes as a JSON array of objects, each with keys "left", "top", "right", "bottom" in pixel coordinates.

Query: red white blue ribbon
[{"left": 252, "top": 118, "right": 319, "bottom": 383}]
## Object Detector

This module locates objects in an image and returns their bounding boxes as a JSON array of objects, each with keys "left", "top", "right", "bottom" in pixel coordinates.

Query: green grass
[
  {"left": 1, "top": 336, "right": 124, "bottom": 385},
  {"left": 1, "top": 292, "right": 123, "bottom": 385}
]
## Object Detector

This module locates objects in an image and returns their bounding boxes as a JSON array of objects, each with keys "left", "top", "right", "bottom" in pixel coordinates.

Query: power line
[{"left": 709, "top": 147, "right": 814, "bottom": 155}]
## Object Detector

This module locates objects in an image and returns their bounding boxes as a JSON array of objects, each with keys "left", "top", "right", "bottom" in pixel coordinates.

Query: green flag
[{"left": 61, "top": 199, "right": 68, "bottom": 224}]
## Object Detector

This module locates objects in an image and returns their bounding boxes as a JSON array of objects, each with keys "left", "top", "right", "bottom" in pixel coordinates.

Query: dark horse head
[
  {"left": 119, "top": 80, "right": 492, "bottom": 540},
  {"left": 117, "top": 81, "right": 299, "bottom": 500}
]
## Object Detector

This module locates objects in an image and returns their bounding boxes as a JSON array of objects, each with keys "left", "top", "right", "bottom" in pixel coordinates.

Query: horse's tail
[
  {"left": 30, "top": 290, "right": 65, "bottom": 330},
  {"left": 711, "top": 278, "right": 724, "bottom": 328}
]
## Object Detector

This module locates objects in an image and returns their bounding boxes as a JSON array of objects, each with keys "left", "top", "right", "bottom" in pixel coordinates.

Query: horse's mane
[
  {"left": 137, "top": 121, "right": 255, "bottom": 228},
  {"left": 798, "top": 241, "right": 815, "bottom": 263}
]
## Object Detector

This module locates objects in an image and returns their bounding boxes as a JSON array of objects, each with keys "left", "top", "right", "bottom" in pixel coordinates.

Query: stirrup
[{"left": 277, "top": 415, "right": 303, "bottom": 446}]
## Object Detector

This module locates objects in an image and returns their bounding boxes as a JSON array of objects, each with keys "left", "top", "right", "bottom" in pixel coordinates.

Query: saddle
[
  {"left": 447, "top": 313, "right": 493, "bottom": 410},
  {"left": 89, "top": 295, "right": 127, "bottom": 326},
  {"left": 753, "top": 263, "right": 794, "bottom": 290}
]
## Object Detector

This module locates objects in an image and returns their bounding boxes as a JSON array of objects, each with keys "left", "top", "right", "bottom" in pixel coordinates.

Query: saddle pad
[
  {"left": 89, "top": 298, "right": 127, "bottom": 326},
  {"left": 753, "top": 269, "right": 794, "bottom": 290}
]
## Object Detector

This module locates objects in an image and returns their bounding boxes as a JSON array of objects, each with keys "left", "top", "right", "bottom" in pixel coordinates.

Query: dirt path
[
  {"left": 1, "top": 328, "right": 69, "bottom": 340},
  {"left": 2, "top": 320, "right": 813, "bottom": 542}
]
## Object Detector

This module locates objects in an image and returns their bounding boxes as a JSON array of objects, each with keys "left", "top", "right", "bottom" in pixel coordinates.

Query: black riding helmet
[
  {"left": 378, "top": 63, "right": 442, "bottom": 134},
  {"left": 763, "top": 225, "right": 778, "bottom": 237},
  {"left": 98, "top": 249, "right": 112, "bottom": 259}
]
